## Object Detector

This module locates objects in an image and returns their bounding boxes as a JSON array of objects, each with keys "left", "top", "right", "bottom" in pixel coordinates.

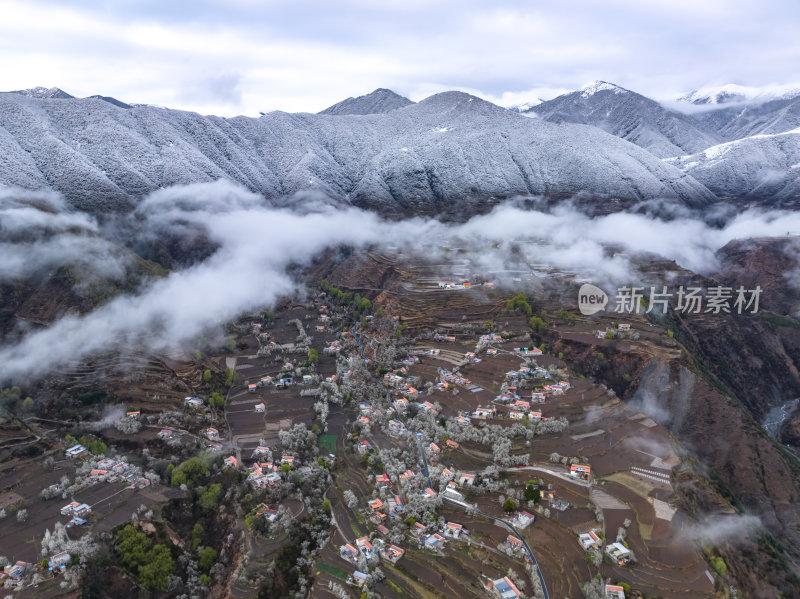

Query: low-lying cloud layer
[
  {"left": 2, "top": 180, "right": 800, "bottom": 380},
  {"left": 681, "top": 513, "right": 762, "bottom": 545},
  {"left": 0, "top": 187, "right": 128, "bottom": 282}
]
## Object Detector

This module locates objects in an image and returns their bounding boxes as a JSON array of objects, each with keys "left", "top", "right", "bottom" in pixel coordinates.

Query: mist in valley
[{"left": 2, "top": 180, "right": 800, "bottom": 380}]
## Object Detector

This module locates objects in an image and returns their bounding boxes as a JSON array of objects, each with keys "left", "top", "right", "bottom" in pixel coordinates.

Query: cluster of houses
[
  {"left": 87, "top": 456, "right": 150, "bottom": 488},
  {"left": 463, "top": 351, "right": 481, "bottom": 364},
  {"left": 436, "top": 280, "right": 476, "bottom": 289},
  {"left": 596, "top": 323, "right": 633, "bottom": 339},
  {"left": 1, "top": 561, "right": 32, "bottom": 589},
  {"left": 246, "top": 464, "right": 280, "bottom": 489},
  {"left": 60, "top": 500, "right": 91, "bottom": 526},
  {"left": 340, "top": 535, "right": 406, "bottom": 572},
  {"left": 417, "top": 400, "right": 439, "bottom": 415},
  {"left": 438, "top": 368, "right": 472, "bottom": 389},
  {"left": 478, "top": 332, "right": 504, "bottom": 345},
  {"left": 244, "top": 455, "right": 296, "bottom": 489},
  {"left": 338, "top": 464, "right": 487, "bottom": 572},
  {"left": 493, "top": 391, "right": 545, "bottom": 420},
  {"left": 367, "top": 492, "right": 405, "bottom": 521},
  {"left": 321, "top": 299, "right": 625, "bottom": 593},
  {"left": 502, "top": 368, "right": 570, "bottom": 402},
  {"left": 325, "top": 339, "right": 343, "bottom": 354},
  {"left": 1, "top": 556, "right": 82, "bottom": 589},
  {"left": 45, "top": 455, "right": 150, "bottom": 518},
  {"left": 579, "top": 526, "right": 635, "bottom": 571}
]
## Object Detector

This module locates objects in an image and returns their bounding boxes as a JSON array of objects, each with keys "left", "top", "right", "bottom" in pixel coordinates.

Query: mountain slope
[
  {"left": 0, "top": 90, "right": 717, "bottom": 216},
  {"left": 688, "top": 95, "right": 800, "bottom": 141},
  {"left": 10, "top": 86, "right": 74, "bottom": 99},
  {"left": 679, "top": 83, "right": 800, "bottom": 105},
  {"left": 87, "top": 95, "right": 132, "bottom": 109},
  {"left": 666, "top": 127, "right": 800, "bottom": 205},
  {"left": 319, "top": 88, "right": 414, "bottom": 115},
  {"left": 526, "top": 81, "right": 721, "bottom": 158}
]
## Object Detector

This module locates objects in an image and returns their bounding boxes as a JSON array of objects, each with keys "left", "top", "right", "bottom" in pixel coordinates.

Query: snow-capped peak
[
  {"left": 506, "top": 99, "right": 543, "bottom": 113},
  {"left": 679, "top": 83, "right": 800, "bottom": 105},
  {"left": 579, "top": 81, "right": 625, "bottom": 98},
  {"left": 9, "top": 86, "right": 74, "bottom": 99}
]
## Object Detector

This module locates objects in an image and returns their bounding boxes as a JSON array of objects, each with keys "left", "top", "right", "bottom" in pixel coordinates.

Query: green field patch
[
  {"left": 315, "top": 561, "right": 349, "bottom": 580},
  {"left": 319, "top": 434, "right": 337, "bottom": 454}
]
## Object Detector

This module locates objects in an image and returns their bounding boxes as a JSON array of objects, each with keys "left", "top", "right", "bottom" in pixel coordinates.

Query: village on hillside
[{"left": 1, "top": 255, "right": 720, "bottom": 599}]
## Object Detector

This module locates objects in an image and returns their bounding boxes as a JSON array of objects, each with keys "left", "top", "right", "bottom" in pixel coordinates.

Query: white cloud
[
  {"left": 681, "top": 513, "right": 762, "bottom": 544},
  {"left": 2, "top": 182, "right": 800, "bottom": 380},
  {"left": 0, "top": 1, "right": 798, "bottom": 115}
]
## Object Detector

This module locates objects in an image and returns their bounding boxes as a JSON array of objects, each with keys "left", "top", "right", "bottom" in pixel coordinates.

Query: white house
[
  {"left": 65, "top": 444, "right": 88, "bottom": 459},
  {"left": 488, "top": 576, "right": 521, "bottom": 599},
  {"left": 579, "top": 531, "right": 602, "bottom": 550},
  {"left": 605, "top": 584, "right": 627, "bottom": 598},
  {"left": 605, "top": 542, "right": 632, "bottom": 565},
  {"left": 185, "top": 397, "right": 203, "bottom": 409},
  {"left": 49, "top": 551, "right": 71, "bottom": 569}
]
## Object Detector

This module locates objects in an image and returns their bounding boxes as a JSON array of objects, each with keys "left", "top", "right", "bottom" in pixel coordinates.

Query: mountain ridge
[
  {"left": 319, "top": 88, "right": 414, "bottom": 115},
  {"left": 678, "top": 83, "right": 800, "bottom": 105},
  {"left": 524, "top": 81, "right": 722, "bottom": 158},
  {"left": 0, "top": 89, "right": 716, "bottom": 217}
]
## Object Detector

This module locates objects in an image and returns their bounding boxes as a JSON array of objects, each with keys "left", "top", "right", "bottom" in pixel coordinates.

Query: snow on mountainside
[
  {"left": 8, "top": 86, "right": 131, "bottom": 108},
  {"left": 525, "top": 81, "right": 721, "bottom": 158},
  {"left": 11, "top": 86, "right": 74, "bottom": 99},
  {"left": 507, "top": 99, "right": 542, "bottom": 112},
  {"left": 679, "top": 83, "right": 800, "bottom": 105},
  {"left": 688, "top": 95, "right": 800, "bottom": 142},
  {"left": 87, "top": 95, "right": 132, "bottom": 109},
  {"left": 0, "top": 90, "right": 717, "bottom": 216},
  {"left": 319, "top": 88, "right": 414, "bottom": 115},
  {"left": 579, "top": 80, "right": 625, "bottom": 98},
  {"left": 666, "top": 127, "right": 800, "bottom": 205}
]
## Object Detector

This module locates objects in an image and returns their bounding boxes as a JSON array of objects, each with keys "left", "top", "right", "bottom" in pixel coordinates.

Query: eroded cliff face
[
  {"left": 632, "top": 358, "right": 800, "bottom": 597},
  {"left": 549, "top": 326, "right": 800, "bottom": 595},
  {"left": 714, "top": 237, "right": 800, "bottom": 318}
]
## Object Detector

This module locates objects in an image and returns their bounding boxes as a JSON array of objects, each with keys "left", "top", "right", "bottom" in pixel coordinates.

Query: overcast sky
[{"left": 1, "top": 0, "right": 799, "bottom": 116}]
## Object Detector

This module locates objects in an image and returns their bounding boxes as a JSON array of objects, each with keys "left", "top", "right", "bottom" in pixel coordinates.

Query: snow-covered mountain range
[
  {"left": 319, "top": 88, "right": 414, "bottom": 115},
  {"left": 678, "top": 83, "right": 800, "bottom": 105},
  {"left": 10, "top": 86, "right": 75, "bottom": 99},
  {"left": 524, "top": 81, "right": 721, "bottom": 158},
  {"left": 666, "top": 127, "right": 800, "bottom": 205},
  {"left": 0, "top": 89, "right": 715, "bottom": 216},
  {"left": 1, "top": 80, "right": 799, "bottom": 214},
  {"left": 519, "top": 80, "right": 800, "bottom": 205}
]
